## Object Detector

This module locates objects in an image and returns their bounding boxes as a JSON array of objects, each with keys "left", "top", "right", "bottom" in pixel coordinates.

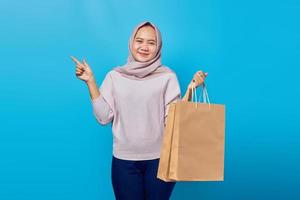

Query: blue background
[{"left": 1, "top": 0, "right": 299, "bottom": 199}]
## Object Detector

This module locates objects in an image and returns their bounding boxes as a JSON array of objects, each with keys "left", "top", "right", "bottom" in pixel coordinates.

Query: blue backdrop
[{"left": 1, "top": 0, "right": 299, "bottom": 199}]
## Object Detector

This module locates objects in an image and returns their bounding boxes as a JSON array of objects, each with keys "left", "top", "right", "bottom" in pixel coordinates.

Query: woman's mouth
[{"left": 138, "top": 52, "right": 149, "bottom": 57}]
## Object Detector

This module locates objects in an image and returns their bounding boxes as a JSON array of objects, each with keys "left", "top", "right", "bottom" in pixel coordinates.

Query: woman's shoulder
[
  {"left": 159, "top": 66, "right": 178, "bottom": 79},
  {"left": 158, "top": 66, "right": 177, "bottom": 76},
  {"left": 104, "top": 68, "right": 119, "bottom": 78}
]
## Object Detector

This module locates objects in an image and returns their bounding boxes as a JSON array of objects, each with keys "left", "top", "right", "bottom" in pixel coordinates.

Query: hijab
[{"left": 113, "top": 21, "right": 172, "bottom": 80}]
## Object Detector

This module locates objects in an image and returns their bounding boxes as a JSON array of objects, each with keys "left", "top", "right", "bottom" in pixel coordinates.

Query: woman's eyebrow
[{"left": 135, "top": 37, "right": 156, "bottom": 42}]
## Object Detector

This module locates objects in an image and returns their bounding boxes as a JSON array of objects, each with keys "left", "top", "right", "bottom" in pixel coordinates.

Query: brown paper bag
[{"left": 157, "top": 84, "right": 225, "bottom": 181}]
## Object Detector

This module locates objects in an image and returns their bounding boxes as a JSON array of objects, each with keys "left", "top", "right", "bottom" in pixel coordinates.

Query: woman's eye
[{"left": 147, "top": 41, "right": 156, "bottom": 45}]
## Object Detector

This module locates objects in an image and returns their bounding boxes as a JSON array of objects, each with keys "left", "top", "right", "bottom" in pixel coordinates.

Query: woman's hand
[
  {"left": 188, "top": 71, "right": 208, "bottom": 89},
  {"left": 71, "top": 56, "right": 100, "bottom": 100},
  {"left": 182, "top": 70, "right": 208, "bottom": 101},
  {"left": 71, "top": 56, "right": 94, "bottom": 83}
]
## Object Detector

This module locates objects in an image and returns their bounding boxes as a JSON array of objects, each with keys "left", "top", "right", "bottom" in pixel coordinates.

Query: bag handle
[{"left": 191, "top": 82, "right": 211, "bottom": 109}]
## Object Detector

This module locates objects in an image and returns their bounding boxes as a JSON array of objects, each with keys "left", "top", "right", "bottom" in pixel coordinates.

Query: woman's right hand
[{"left": 71, "top": 56, "right": 94, "bottom": 83}]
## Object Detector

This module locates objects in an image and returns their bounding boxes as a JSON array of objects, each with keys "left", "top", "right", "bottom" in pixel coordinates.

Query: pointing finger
[
  {"left": 71, "top": 56, "right": 86, "bottom": 70},
  {"left": 71, "top": 56, "right": 82, "bottom": 65}
]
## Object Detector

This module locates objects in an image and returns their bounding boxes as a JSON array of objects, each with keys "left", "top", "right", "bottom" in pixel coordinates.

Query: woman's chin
[{"left": 136, "top": 56, "right": 152, "bottom": 62}]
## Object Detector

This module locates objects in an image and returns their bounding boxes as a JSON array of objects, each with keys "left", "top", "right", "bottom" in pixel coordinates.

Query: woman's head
[
  {"left": 129, "top": 22, "right": 162, "bottom": 63},
  {"left": 114, "top": 21, "right": 171, "bottom": 79}
]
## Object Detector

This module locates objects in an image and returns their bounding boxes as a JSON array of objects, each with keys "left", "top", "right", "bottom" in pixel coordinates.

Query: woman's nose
[{"left": 140, "top": 43, "right": 149, "bottom": 51}]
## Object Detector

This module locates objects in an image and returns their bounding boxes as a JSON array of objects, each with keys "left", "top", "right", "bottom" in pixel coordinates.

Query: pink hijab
[{"left": 113, "top": 21, "right": 172, "bottom": 80}]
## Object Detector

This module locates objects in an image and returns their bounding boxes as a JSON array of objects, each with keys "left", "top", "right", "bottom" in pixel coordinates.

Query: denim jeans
[{"left": 111, "top": 156, "right": 176, "bottom": 200}]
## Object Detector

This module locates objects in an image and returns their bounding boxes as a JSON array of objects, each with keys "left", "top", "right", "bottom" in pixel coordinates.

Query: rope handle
[{"left": 191, "top": 82, "right": 211, "bottom": 109}]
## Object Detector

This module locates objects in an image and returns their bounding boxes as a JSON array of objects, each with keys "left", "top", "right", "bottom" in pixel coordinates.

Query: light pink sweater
[{"left": 91, "top": 69, "right": 181, "bottom": 160}]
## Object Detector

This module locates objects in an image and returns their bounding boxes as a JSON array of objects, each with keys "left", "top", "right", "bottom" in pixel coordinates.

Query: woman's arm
[
  {"left": 182, "top": 83, "right": 193, "bottom": 101},
  {"left": 71, "top": 56, "right": 114, "bottom": 125},
  {"left": 86, "top": 76, "right": 100, "bottom": 100}
]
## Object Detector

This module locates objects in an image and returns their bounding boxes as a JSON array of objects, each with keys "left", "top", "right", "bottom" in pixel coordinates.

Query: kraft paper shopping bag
[{"left": 157, "top": 84, "right": 225, "bottom": 181}]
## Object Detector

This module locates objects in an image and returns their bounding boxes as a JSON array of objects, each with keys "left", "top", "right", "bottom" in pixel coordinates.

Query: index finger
[{"left": 70, "top": 56, "right": 82, "bottom": 65}]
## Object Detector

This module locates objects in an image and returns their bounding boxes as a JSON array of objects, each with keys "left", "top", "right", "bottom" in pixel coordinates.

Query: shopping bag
[{"left": 157, "top": 83, "right": 225, "bottom": 181}]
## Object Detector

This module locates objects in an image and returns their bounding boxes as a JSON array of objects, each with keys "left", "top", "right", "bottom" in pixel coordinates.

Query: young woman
[{"left": 71, "top": 21, "right": 207, "bottom": 200}]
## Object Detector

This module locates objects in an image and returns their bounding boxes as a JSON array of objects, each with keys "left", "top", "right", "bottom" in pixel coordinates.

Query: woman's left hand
[{"left": 188, "top": 71, "right": 208, "bottom": 89}]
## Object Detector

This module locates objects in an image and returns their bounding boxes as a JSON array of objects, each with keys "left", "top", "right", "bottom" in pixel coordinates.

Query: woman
[{"left": 71, "top": 21, "right": 207, "bottom": 200}]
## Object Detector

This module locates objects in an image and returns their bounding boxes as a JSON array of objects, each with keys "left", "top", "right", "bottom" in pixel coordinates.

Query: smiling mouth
[{"left": 138, "top": 52, "right": 149, "bottom": 57}]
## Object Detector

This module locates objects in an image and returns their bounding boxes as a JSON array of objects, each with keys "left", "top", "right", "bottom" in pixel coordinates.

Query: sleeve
[
  {"left": 91, "top": 72, "right": 115, "bottom": 125},
  {"left": 164, "top": 73, "right": 181, "bottom": 126}
]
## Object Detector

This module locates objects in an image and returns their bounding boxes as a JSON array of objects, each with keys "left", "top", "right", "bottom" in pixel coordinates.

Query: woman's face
[{"left": 131, "top": 25, "right": 157, "bottom": 62}]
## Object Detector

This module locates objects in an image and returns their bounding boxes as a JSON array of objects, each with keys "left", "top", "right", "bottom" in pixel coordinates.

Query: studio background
[{"left": 0, "top": 0, "right": 299, "bottom": 199}]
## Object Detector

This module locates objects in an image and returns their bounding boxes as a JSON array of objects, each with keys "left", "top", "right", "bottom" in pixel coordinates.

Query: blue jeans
[{"left": 111, "top": 156, "right": 176, "bottom": 200}]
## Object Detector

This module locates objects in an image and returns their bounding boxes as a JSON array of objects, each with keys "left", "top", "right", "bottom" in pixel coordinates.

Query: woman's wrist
[
  {"left": 86, "top": 75, "right": 95, "bottom": 85},
  {"left": 187, "top": 82, "right": 194, "bottom": 90}
]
